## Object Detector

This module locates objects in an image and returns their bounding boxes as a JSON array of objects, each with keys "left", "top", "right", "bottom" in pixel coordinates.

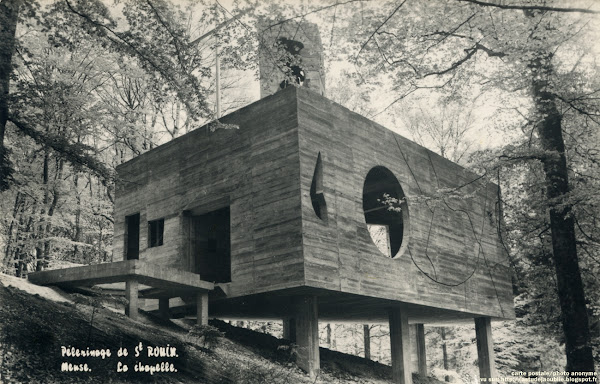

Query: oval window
[{"left": 362, "top": 166, "right": 408, "bottom": 258}]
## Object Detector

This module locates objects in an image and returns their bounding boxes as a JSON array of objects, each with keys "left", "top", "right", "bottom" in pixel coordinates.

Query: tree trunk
[
  {"left": 529, "top": 52, "right": 595, "bottom": 372},
  {"left": 15, "top": 256, "right": 23, "bottom": 277},
  {"left": 4, "top": 191, "right": 22, "bottom": 264},
  {"left": 0, "top": 0, "right": 20, "bottom": 190},
  {"left": 363, "top": 324, "right": 371, "bottom": 359},
  {"left": 441, "top": 328, "right": 449, "bottom": 382},
  {"left": 36, "top": 148, "right": 50, "bottom": 271},
  {"left": 35, "top": 246, "right": 43, "bottom": 271},
  {"left": 73, "top": 172, "right": 82, "bottom": 262}
]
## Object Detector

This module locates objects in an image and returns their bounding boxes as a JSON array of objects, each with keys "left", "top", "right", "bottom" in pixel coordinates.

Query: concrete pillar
[
  {"left": 475, "top": 317, "right": 497, "bottom": 383},
  {"left": 294, "top": 295, "right": 320, "bottom": 378},
  {"left": 159, "top": 297, "right": 170, "bottom": 320},
  {"left": 196, "top": 292, "right": 209, "bottom": 325},
  {"left": 389, "top": 308, "right": 412, "bottom": 384},
  {"left": 415, "top": 324, "right": 427, "bottom": 377},
  {"left": 125, "top": 279, "right": 139, "bottom": 320},
  {"left": 282, "top": 317, "right": 296, "bottom": 342}
]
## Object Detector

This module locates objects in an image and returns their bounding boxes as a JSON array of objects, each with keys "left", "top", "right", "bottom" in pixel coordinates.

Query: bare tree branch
[
  {"left": 423, "top": 41, "right": 506, "bottom": 78},
  {"left": 355, "top": 0, "right": 407, "bottom": 61},
  {"left": 454, "top": 0, "right": 600, "bottom": 14},
  {"left": 261, "top": 0, "right": 370, "bottom": 32}
]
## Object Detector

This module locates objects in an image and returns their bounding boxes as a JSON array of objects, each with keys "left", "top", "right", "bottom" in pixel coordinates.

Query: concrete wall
[
  {"left": 296, "top": 87, "right": 514, "bottom": 319},
  {"left": 114, "top": 88, "right": 305, "bottom": 296},
  {"left": 114, "top": 86, "right": 514, "bottom": 320}
]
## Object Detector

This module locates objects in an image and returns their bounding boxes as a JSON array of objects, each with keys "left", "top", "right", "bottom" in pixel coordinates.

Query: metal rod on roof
[
  {"left": 189, "top": 10, "right": 248, "bottom": 119},
  {"left": 216, "top": 45, "right": 221, "bottom": 118},
  {"left": 188, "top": 9, "right": 248, "bottom": 47}
]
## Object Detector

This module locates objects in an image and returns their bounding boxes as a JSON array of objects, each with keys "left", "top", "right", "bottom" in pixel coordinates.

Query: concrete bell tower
[{"left": 258, "top": 20, "right": 326, "bottom": 98}]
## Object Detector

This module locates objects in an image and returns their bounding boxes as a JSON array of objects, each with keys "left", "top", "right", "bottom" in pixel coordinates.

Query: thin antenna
[{"left": 216, "top": 45, "right": 221, "bottom": 118}]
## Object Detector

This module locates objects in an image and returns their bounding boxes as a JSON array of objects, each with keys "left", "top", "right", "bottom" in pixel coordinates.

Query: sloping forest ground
[{"left": 0, "top": 274, "right": 444, "bottom": 384}]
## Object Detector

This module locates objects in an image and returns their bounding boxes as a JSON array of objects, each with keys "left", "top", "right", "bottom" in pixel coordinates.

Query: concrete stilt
[
  {"left": 159, "top": 297, "right": 170, "bottom": 320},
  {"left": 196, "top": 292, "right": 209, "bottom": 325},
  {"left": 294, "top": 295, "right": 320, "bottom": 378},
  {"left": 125, "top": 279, "right": 139, "bottom": 320},
  {"left": 475, "top": 317, "right": 496, "bottom": 383},
  {"left": 415, "top": 324, "right": 427, "bottom": 377},
  {"left": 282, "top": 317, "right": 296, "bottom": 342},
  {"left": 389, "top": 308, "right": 412, "bottom": 384}
]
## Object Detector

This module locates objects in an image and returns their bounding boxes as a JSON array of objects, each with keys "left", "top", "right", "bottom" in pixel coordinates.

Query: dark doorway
[
  {"left": 125, "top": 213, "right": 140, "bottom": 260},
  {"left": 193, "top": 207, "right": 231, "bottom": 283}
]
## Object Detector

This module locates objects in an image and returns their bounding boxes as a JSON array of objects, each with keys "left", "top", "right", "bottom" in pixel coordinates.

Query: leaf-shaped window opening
[
  {"left": 310, "top": 153, "right": 327, "bottom": 222},
  {"left": 277, "top": 37, "right": 306, "bottom": 90},
  {"left": 362, "top": 166, "right": 409, "bottom": 258}
]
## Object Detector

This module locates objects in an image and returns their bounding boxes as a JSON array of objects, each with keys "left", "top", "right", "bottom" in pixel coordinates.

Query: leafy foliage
[
  {"left": 187, "top": 324, "right": 225, "bottom": 350},
  {"left": 0, "top": 0, "right": 254, "bottom": 274}
]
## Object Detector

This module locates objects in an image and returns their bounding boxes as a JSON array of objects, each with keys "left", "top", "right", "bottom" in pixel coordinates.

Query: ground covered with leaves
[{"left": 0, "top": 276, "right": 444, "bottom": 384}]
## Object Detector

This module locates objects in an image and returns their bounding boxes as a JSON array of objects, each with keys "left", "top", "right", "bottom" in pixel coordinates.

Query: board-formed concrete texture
[
  {"left": 258, "top": 20, "right": 326, "bottom": 98},
  {"left": 113, "top": 86, "right": 515, "bottom": 324}
]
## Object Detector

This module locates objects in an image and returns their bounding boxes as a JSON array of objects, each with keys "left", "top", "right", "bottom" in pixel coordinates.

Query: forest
[{"left": 0, "top": 0, "right": 599, "bottom": 381}]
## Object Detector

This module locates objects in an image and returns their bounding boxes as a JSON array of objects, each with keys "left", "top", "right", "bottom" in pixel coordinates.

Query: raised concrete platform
[
  {"left": 28, "top": 260, "right": 214, "bottom": 294},
  {"left": 28, "top": 260, "right": 214, "bottom": 324}
]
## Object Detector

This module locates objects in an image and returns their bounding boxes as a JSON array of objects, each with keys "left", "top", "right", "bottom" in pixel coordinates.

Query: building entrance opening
[
  {"left": 125, "top": 213, "right": 140, "bottom": 260},
  {"left": 193, "top": 207, "right": 231, "bottom": 283}
]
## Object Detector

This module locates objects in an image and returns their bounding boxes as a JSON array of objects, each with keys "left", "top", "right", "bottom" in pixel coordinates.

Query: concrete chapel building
[{"left": 30, "top": 20, "right": 514, "bottom": 384}]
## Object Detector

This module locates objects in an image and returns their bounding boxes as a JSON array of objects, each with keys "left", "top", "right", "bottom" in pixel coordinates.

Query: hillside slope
[{"left": 0, "top": 275, "right": 443, "bottom": 384}]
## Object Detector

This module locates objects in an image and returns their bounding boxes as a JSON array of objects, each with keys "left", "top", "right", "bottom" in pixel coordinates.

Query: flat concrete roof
[{"left": 28, "top": 260, "right": 214, "bottom": 298}]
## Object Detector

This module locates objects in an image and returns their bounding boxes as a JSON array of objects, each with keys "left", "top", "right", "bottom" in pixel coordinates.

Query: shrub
[{"left": 188, "top": 324, "right": 225, "bottom": 349}]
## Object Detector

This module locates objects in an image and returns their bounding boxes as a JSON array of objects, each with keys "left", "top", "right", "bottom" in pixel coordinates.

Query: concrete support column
[
  {"left": 415, "top": 324, "right": 427, "bottom": 377},
  {"left": 475, "top": 317, "right": 497, "bottom": 383},
  {"left": 159, "top": 297, "right": 170, "bottom": 320},
  {"left": 282, "top": 317, "right": 296, "bottom": 342},
  {"left": 125, "top": 279, "right": 139, "bottom": 320},
  {"left": 197, "top": 292, "right": 209, "bottom": 325},
  {"left": 294, "top": 295, "right": 320, "bottom": 378},
  {"left": 389, "top": 308, "right": 412, "bottom": 384}
]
